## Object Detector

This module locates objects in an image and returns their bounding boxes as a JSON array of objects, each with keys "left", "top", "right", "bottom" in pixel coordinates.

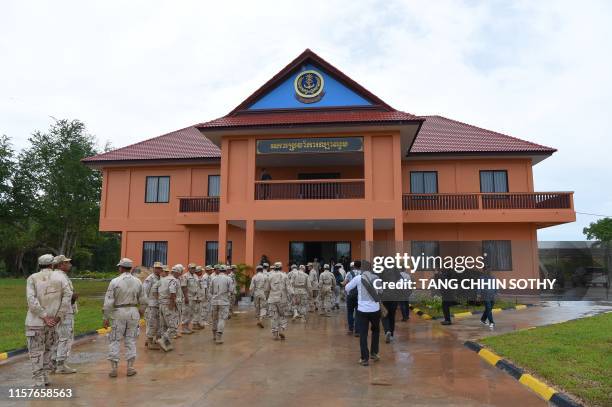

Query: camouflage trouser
[
  {"left": 285, "top": 294, "right": 293, "bottom": 317},
  {"left": 108, "top": 319, "right": 139, "bottom": 362},
  {"left": 229, "top": 293, "right": 235, "bottom": 313},
  {"left": 211, "top": 304, "right": 229, "bottom": 334},
  {"left": 144, "top": 306, "right": 160, "bottom": 339},
  {"left": 26, "top": 326, "right": 57, "bottom": 385},
  {"left": 253, "top": 294, "right": 266, "bottom": 321},
  {"left": 293, "top": 293, "right": 309, "bottom": 319},
  {"left": 159, "top": 304, "right": 179, "bottom": 341},
  {"left": 319, "top": 289, "right": 333, "bottom": 314},
  {"left": 54, "top": 314, "right": 74, "bottom": 361},
  {"left": 268, "top": 302, "right": 288, "bottom": 333},
  {"left": 310, "top": 290, "right": 319, "bottom": 311},
  {"left": 177, "top": 302, "right": 184, "bottom": 326},
  {"left": 191, "top": 301, "right": 203, "bottom": 325},
  {"left": 201, "top": 300, "right": 211, "bottom": 324},
  {"left": 183, "top": 299, "right": 198, "bottom": 324}
]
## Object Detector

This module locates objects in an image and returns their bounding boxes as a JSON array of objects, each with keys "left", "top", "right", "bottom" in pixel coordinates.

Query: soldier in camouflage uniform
[
  {"left": 291, "top": 265, "right": 312, "bottom": 321},
  {"left": 156, "top": 266, "right": 179, "bottom": 351},
  {"left": 142, "top": 261, "right": 162, "bottom": 350},
  {"left": 308, "top": 263, "right": 319, "bottom": 312},
  {"left": 318, "top": 264, "right": 336, "bottom": 317},
  {"left": 228, "top": 265, "right": 238, "bottom": 317},
  {"left": 210, "top": 265, "right": 233, "bottom": 344},
  {"left": 264, "top": 262, "right": 292, "bottom": 340},
  {"left": 171, "top": 264, "right": 188, "bottom": 337},
  {"left": 201, "top": 265, "right": 213, "bottom": 326},
  {"left": 103, "top": 258, "right": 145, "bottom": 377},
  {"left": 286, "top": 264, "right": 298, "bottom": 317},
  {"left": 191, "top": 266, "right": 206, "bottom": 329},
  {"left": 181, "top": 263, "right": 199, "bottom": 333},
  {"left": 25, "top": 254, "right": 72, "bottom": 387},
  {"left": 51, "top": 255, "right": 78, "bottom": 373},
  {"left": 249, "top": 265, "right": 267, "bottom": 328}
]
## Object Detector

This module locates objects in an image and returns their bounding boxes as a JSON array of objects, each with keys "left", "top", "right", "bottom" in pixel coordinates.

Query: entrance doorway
[{"left": 289, "top": 241, "right": 351, "bottom": 268}]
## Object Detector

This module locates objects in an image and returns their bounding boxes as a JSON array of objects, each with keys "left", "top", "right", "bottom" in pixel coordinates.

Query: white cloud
[{"left": 1, "top": 0, "right": 610, "bottom": 239}]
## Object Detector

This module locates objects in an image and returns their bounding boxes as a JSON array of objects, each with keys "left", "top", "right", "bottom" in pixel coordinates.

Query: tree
[
  {"left": 0, "top": 119, "right": 119, "bottom": 276},
  {"left": 583, "top": 218, "right": 612, "bottom": 242},
  {"left": 583, "top": 218, "right": 612, "bottom": 275}
]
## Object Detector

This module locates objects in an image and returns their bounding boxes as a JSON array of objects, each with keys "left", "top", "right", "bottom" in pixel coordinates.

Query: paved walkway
[{"left": 1, "top": 301, "right": 608, "bottom": 406}]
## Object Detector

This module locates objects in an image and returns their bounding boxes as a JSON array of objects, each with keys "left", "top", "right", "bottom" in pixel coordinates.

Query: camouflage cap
[
  {"left": 52, "top": 254, "right": 71, "bottom": 265},
  {"left": 274, "top": 262, "right": 282, "bottom": 268},
  {"left": 335, "top": 263, "right": 343, "bottom": 268},
  {"left": 38, "top": 254, "right": 54, "bottom": 266},
  {"left": 256, "top": 265, "right": 263, "bottom": 271},
  {"left": 262, "top": 263, "right": 269, "bottom": 268},
  {"left": 323, "top": 264, "right": 330, "bottom": 269},
  {"left": 162, "top": 266, "right": 170, "bottom": 273},
  {"left": 205, "top": 265, "right": 213, "bottom": 271},
  {"left": 171, "top": 264, "right": 184, "bottom": 273},
  {"left": 153, "top": 261, "right": 163, "bottom": 269},
  {"left": 195, "top": 266, "right": 203, "bottom": 272},
  {"left": 299, "top": 265, "right": 306, "bottom": 270},
  {"left": 290, "top": 264, "right": 297, "bottom": 270},
  {"left": 117, "top": 258, "right": 133, "bottom": 268},
  {"left": 188, "top": 263, "right": 197, "bottom": 269},
  {"left": 218, "top": 264, "right": 227, "bottom": 272}
]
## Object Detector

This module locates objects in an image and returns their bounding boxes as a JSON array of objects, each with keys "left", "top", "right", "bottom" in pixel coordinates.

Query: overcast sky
[{"left": 2, "top": 1, "right": 611, "bottom": 240}]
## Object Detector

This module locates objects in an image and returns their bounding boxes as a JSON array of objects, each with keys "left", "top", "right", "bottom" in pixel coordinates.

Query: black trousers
[
  {"left": 442, "top": 300, "right": 458, "bottom": 322},
  {"left": 346, "top": 296, "right": 359, "bottom": 331},
  {"left": 381, "top": 301, "right": 398, "bottom": 335},
  {"left": 357, "top": 310, "right": 381, "bottom": 361}
]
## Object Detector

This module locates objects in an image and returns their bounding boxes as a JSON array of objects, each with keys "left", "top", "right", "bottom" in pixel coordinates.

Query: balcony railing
[
  {"left": 255, "top": 179, "right": 365, "bottom": 200},
  {"left": 403, "top": 192, "right": 573, "bottom": 210},
  {"left": 179, "top": 197, "right": 220, "bottom": 212}
]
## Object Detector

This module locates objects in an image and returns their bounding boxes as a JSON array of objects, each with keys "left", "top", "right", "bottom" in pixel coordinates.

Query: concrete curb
[
  {"left": 463, "top": 341, "right": 583, "bottom": 407},
  {"left": 0, "top": 319, "right": 145, "bottom": 364},
  {"left": 409, "top": 303, "right": 534, "bottom": 321}
]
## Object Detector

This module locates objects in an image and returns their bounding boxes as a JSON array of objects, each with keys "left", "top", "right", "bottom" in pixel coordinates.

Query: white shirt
[{"left": 344, "top": 272, "right": 380, "bottom": 313}]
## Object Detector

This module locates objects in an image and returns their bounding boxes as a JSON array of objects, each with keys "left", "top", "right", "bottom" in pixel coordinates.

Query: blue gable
[{"left": 248, "top": 63, "right": 373, "bottom": 110}]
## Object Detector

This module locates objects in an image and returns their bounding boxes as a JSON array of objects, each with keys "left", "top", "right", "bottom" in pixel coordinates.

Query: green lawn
[
  {"left": 0, "top": 278, "right": 109, "bottom": 353},
  {"left": 481, "top": 312, "right": 612, "bottom": 407}
]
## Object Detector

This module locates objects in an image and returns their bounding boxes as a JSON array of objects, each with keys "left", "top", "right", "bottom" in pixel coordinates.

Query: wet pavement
[{"left": 1, "top": 301, "right": 609, "bottom": 406}]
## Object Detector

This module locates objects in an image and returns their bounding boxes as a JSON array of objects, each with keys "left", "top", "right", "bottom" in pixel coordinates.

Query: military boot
[
  {"left": 182, "top": 324, "right": 193, "bottom": 334},
  {"left": 109, "top": 361, "right": 118, "bottom": 378},
  {"left": 257, "top": 320, "right": 264, "bottom": 329},
  {"left": 157, "top": 337, "right": 170, "bottom": 352},
  {"left": 56, "top": 361, "right": 77, "bottom": 374},
  {"left": 273, "top": 331, "right": 279, "bottom": 340},
  {"left": 279, "top": 332, "right": 286, "bottom": 340},
  {"left": 147, "top": 338, "right": 160, "bottom": 350},
  {"left": 215, "top": 332, "right": 223, "bottom": 344},
  {"left": 126, "top": 358, "right": 137, "bottom": 376}
]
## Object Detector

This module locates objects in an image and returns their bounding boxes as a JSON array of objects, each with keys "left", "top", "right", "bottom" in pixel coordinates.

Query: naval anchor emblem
[{"left": 294, "top": 70, "right": 325, "bottom": 103}]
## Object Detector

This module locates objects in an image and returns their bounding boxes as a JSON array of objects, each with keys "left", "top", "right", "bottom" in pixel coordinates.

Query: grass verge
[
  {"left": 1, "top": 278, "right": 108, "bottom": 353},
  {"left": 481, "top": 312, "right": 612, "bottom": 407}
]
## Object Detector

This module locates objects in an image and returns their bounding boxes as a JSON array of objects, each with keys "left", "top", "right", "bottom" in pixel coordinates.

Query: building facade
[{"left": 83, "top": 50, "right": 575, "bottom": 277}]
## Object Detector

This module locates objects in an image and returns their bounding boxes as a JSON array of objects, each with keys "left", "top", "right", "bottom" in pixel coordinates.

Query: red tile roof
[
  {"left": 196, "top": 109, "right": 421, "bottom": 130},
  {"left": 83, "top": 115, "right": 555, "bottom": 164},
  {"left": 411, "top": 115, "right": 555, "bottom": 154},
  {"left": 82, "top": 126, "right": 220, "bottom": 162}
]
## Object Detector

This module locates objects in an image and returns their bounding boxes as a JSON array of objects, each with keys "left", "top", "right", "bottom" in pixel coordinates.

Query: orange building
[{"left": 83, "top": 50, "right": 575, "bottom": 276}]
